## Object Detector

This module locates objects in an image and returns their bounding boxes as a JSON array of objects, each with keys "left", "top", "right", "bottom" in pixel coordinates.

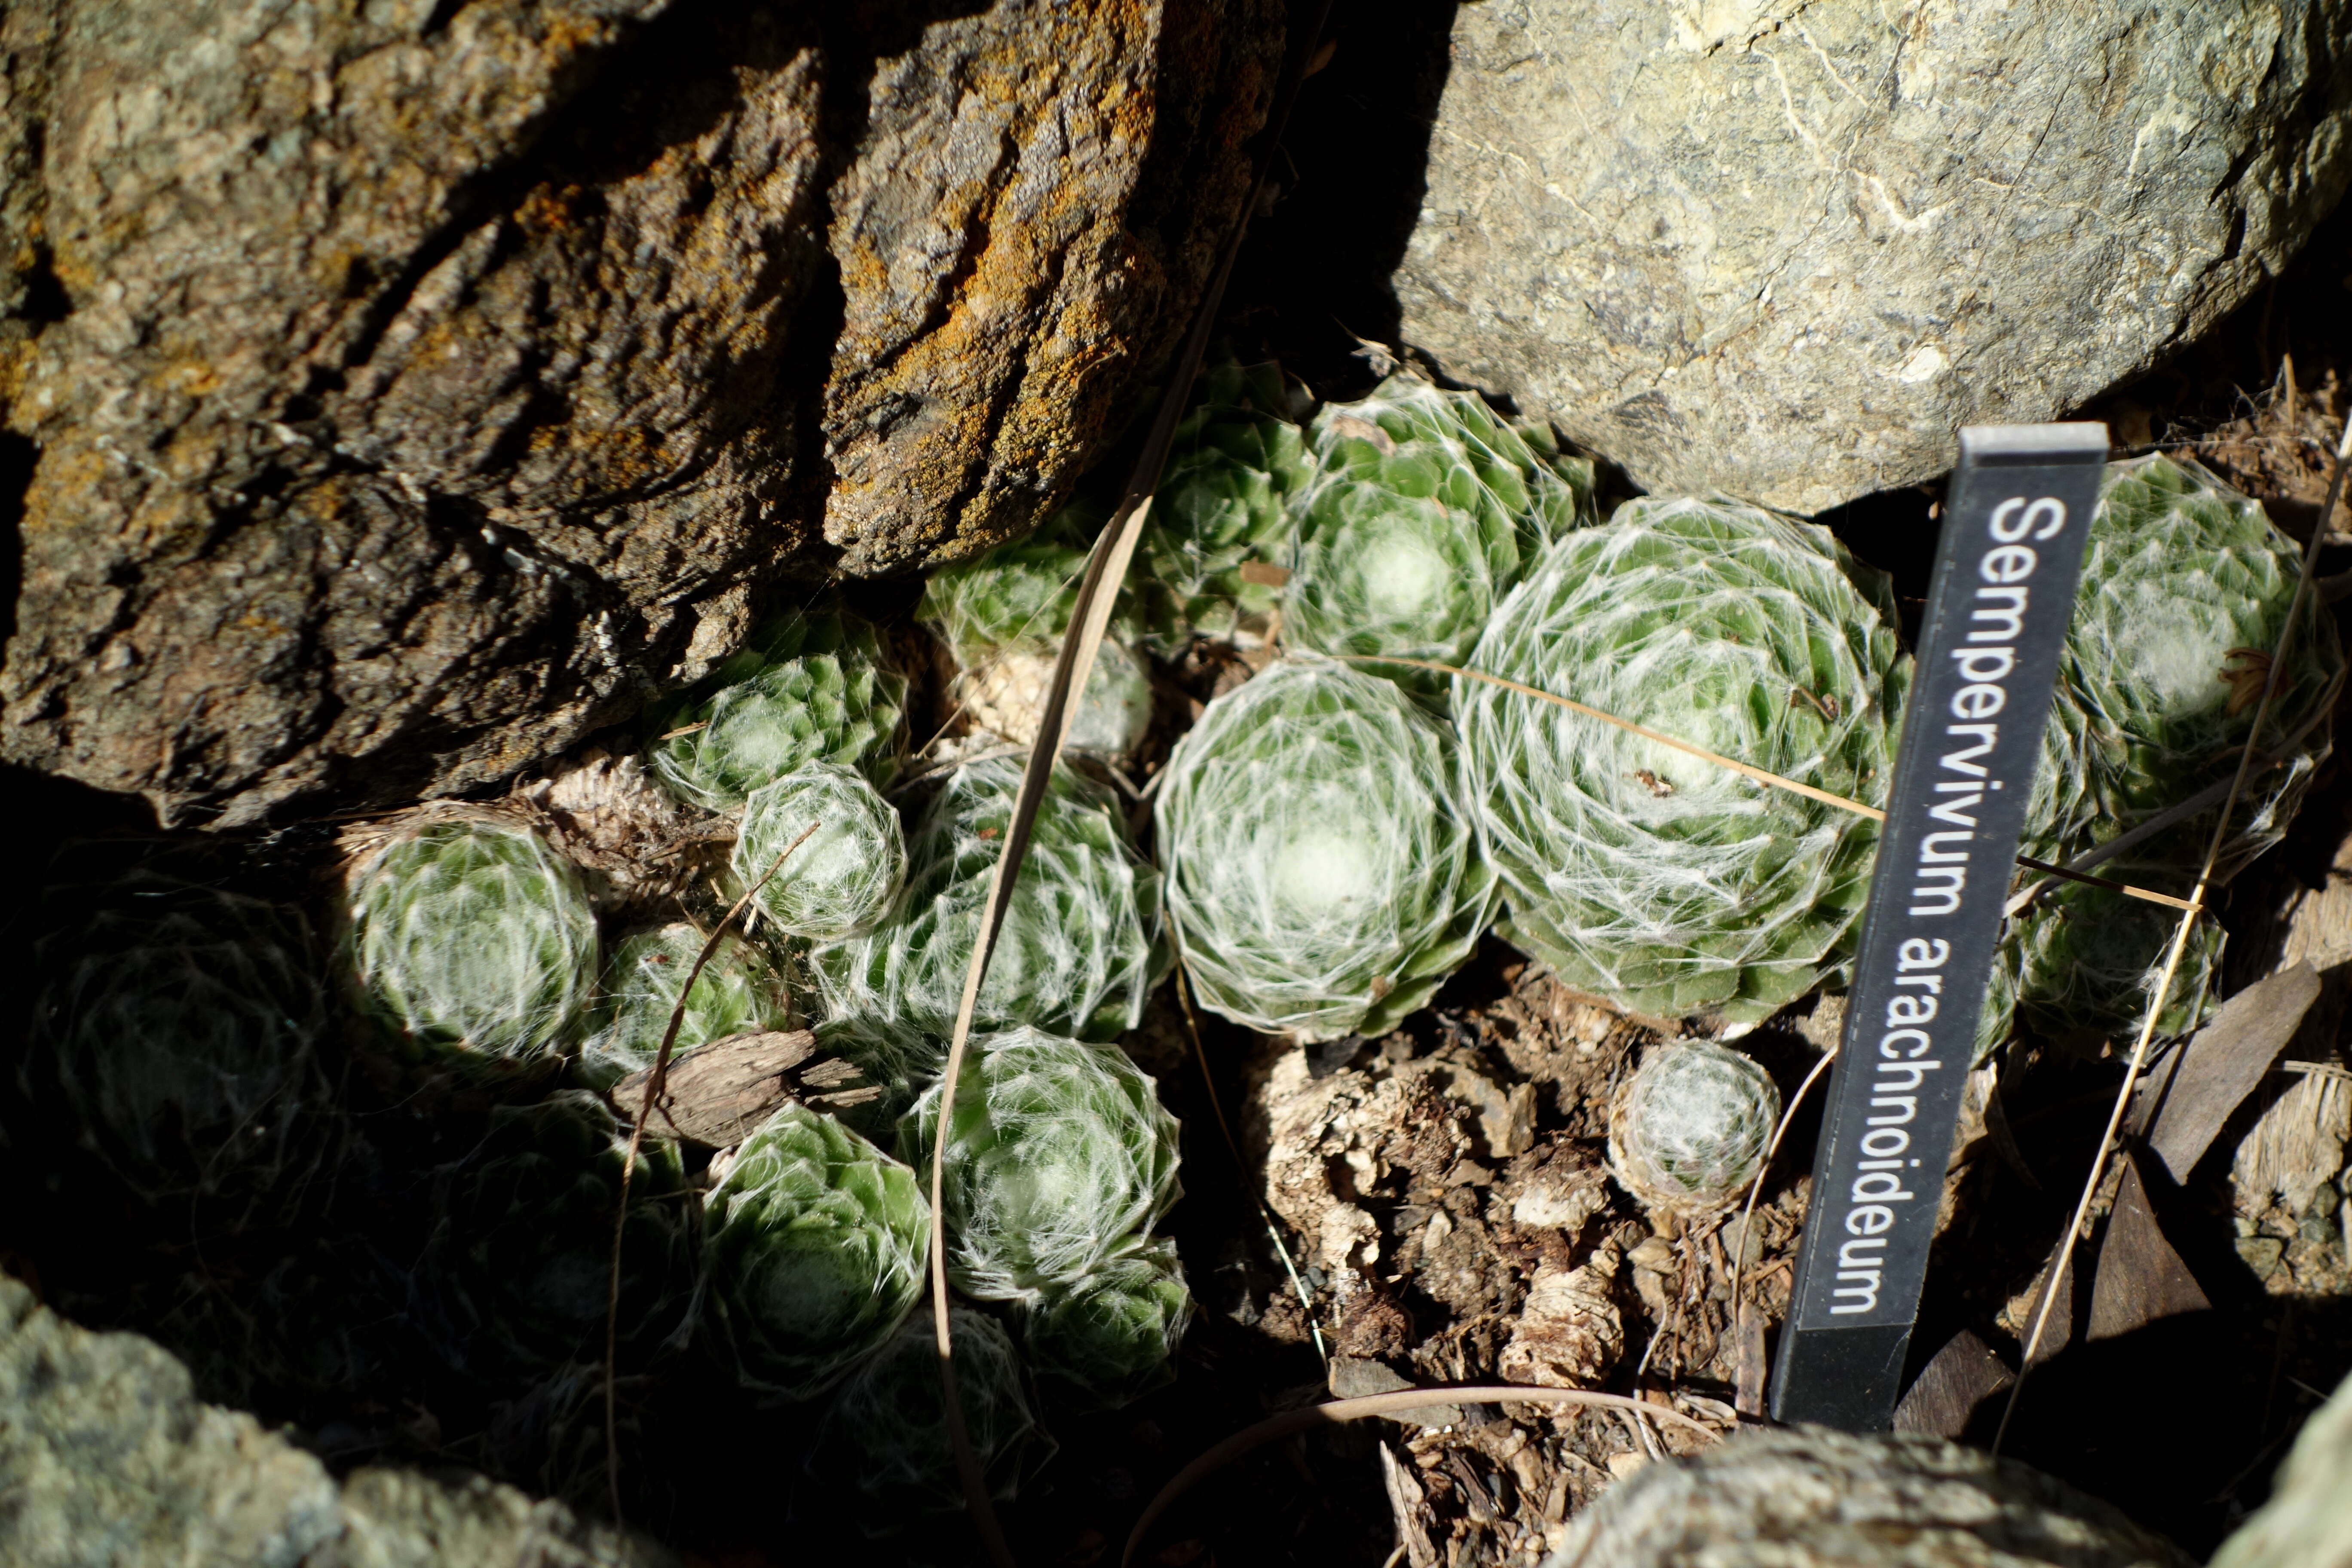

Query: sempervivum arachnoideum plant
[
  {"left": 1461, "top": 496, "right": 1908, "bottom": 1026},
  {"left": 703, "top": 1102, "right": 928, "bottom": 1403},
  {"left": 1608, "top": 1040, "right": 1781, "bottom": 1213},
  {"left": 810, "top": 755, "right": 1167, "bottom": 1044},
  {"left": 339, "top": 812, "right": 600, "bottom": 1076},
  {"left": 1156, "top": 654, "right": 1497, "bottom": 1041},
  {"left": 574, "top": 922, "right": 794, "bottom": 1091},
  {"left": 898, "top": 1026, "right": 1181, "bottom": 1302},
  {"left": 419, "top": 1090, "right": 700, "bottom": 1388},
  {"left": 2048, "top": 453, "right": 2343, "bottom": 879},
  {"left": 2002, "top": 879, "right": 2225, "bottom": 1045},
  {"left": 814, "top": 1306, "right": 1054, "bottom": 1524},
  {"left": 18, "top": 856, "right": 337, "bottom": 1224},
  {"left": 1133, "top": 355, "right": 1315, "bottom": 655},
  {"left": 1020, "top": 1234, "right": 1194, "bottom": 1411},
  {"left": 734, "top": 761, "right": 908, "bottom": 943},
  {"left": 1283, "top": 371, "right": 1596, "bottom": 705},
  {"left": 646, "top": 601, "right": 907, "bottom": 812},
  {"left": 918, "top": 502, "right": 1156, "bottom": 757}
]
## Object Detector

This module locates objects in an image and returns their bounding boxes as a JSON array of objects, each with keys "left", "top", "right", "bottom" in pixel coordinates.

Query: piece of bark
[
  {"left": 1733, "top": 1303, "right": 1768, "bottom": 1418},
  {"left": 611, "top": 1029, "right": 870, "bottom": 1147},
  {"left": 1379, "top": 1443, "right": 1439, "bottom": 1568},
  {"left": 1892, "top": 1329, "right": 2015, "bottom": 1439},
  {"left": 2088, "top": 1154, "right": 2211, "bottom": 1341},
  {"left": 2020, "top": 1250, "right": 2075, "bottom": 1368},
  {"left": 2145, "top": 963, "right": 2321, "bottom": 1183}
]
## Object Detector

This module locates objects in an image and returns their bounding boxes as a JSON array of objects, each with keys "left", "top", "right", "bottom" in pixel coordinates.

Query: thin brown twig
[
  {"left": 1120, "top": 1386, "right": 1719, "bottom": 1568},
  {"left": 603, "top": 818, "right": 818, "bottom": 1523},
  {"left": 1338, "top": 655, "right": 2202, "bottom": 913},
  {"left": 1994, "top": 408, "right": 2352, "bottom": 1453}
]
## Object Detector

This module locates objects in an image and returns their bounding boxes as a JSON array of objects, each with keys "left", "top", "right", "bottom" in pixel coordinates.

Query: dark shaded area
[{"left": 0, "top": 429, "right": 32, "bottom": 652}]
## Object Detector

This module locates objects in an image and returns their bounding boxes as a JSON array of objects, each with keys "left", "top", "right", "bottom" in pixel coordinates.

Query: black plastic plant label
[{"left": 1772, "top": 423, "right": 2109, "bottom": 1431}]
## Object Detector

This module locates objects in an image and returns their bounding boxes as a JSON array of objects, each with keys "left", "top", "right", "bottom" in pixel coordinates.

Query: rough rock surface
[
  {"left": 1543, "top": 1426, "right": 2193, "bottom": 1568},
  {"left": 0, "top": 1275, "right": 673, "bottom": 1568},
  {"left": 0, "top": 0, "right": 1281, "bottom": 826},
  {"left": 1396, "top": 1, "right": 2352, "bottom": 514}
]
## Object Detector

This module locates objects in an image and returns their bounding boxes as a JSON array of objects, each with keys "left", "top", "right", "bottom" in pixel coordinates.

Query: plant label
[{"left": 1773, "top": 423, "right": 2108, "bottom": 1430}]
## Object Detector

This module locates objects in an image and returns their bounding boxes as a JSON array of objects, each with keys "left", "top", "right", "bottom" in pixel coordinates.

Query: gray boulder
[
  {"left": 0, "top": 0, "right": 1281, "bottom": 827},
  {"left": 1396, "top": 1, "right": 2352, "bottom": 515},
  {"left": 0, "top": 1275, "right": 673, "bottom": 1567}
]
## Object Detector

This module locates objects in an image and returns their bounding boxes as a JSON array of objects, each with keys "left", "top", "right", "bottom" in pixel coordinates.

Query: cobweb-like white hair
[
  {"left": 703, "top": 1102, "right": 929, "bottom": 1404},
  {"left": 1459, "top": 497, "right": 1907, "bottom": 1025},
  {"left": 897, "top": 1026, "right": 1182, "bottom": 1302},
  {"left": 1158, "top": 653, "right": 1497, "bottom": 1041},
  {"left": 808, "top": 755, "right": 1167, "bottom": 1043},
  {"left": 1607, "top": 1039, "right": 1779, "bottom": 1213},
  {"left": 575, "top": 921, "right": 792, "bottom": 1090},
  {"left": 343, "top": 817, "right": 600, "bottom": 1069},
  {"left": 735, "top": 762, "right": 907, "bottom": 942}
]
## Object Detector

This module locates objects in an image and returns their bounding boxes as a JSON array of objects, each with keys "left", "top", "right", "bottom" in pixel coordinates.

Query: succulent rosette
[
  {"left": 733, "top": 762, "right": 909, "bottom": 943},
  {"left": 1134, "top": 356, "right": 1315, "bottom": 654},
  {"left": 815, "top": 1306, "right": 1054, "bottom": 1525},
  {"left": 919, "top": 503, "right": 1155, "bottom": 757},
  {"left": 703, "top": 1102, "right": 929, "bottom": 1403},
  {"left": 341, "top": 815, "right": 600, "bottom": 1073},
  {"left": 20, "top": 866, "right": 335, "bottom": 1220},
  {"left": 576, "top": 922, "right": 793, "bottom": 1090},
  {"left": 1606, "top": 1040, "right": 1781, "bottom": 1213},
  {"left": 1020, "top": 1236, "right": 1194, "bottom": 1410},
  {"left": 1157, "top": 654, "right": 1497, "bottom": 1041},
  {"left": 1461, "top": 497, "right": 1908, "bottom": 1024},
  {"left": 809, "top": 756, "right": 1166, "bottom": 1044},
  {"left": 897, "top": 1027, "right": 1182, "bottom": 1302},
  {"left": 2003, "top": 879, "right": 2223, "bottom": 1044},
  {"left": 647, "top": 603, "right": 906, "bottom": 811},
  {"left": 1283, "top": 371, "right": 1596, "bottom": 704},
  {"left": 419, "top": 1090, "right": 700, "bottom": 1386},
  {"left": 2046, "top": 453, "right": 2342, "bottom": 880}
]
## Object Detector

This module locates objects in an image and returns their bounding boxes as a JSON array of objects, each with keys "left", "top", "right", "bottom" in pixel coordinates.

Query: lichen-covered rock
[
  {"left": 0, "top": 1275, "right": 674, "bottom": 1568},
  {"left": 0, "top": 0, "right": 1284, "bottom": 827},
  {"left": 1544, "top": 1426, "right": 2191, "bottom": 1568},
  {"left": 1396, "top": 2, "right": 2352, "bottom": 515}
]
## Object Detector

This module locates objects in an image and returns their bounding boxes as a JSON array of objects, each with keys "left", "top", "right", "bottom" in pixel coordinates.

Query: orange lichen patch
[
  {"left": 515, "top": 182, "right": 589, "bottom": 237},
  {"left": 232, "top": 609, "right": 294, "bottom": 639}
]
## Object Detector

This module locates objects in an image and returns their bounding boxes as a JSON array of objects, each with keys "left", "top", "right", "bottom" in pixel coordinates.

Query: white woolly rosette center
[
  {"left": 1158, "top": 654, "right": 1497, "bottom": 1042},
  {"left": 1459, "top": 497, "right": 1906, "bottom": 1025}
]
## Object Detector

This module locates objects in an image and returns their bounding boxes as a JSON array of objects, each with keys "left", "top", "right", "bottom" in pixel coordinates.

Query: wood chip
[
  {"left": 1733, "top": 1302, "right": 1768, "bottom": 1417},
  {"left": 1381, "top": 1442, "right": 1439, "bottom": 1568},
  {"left": 1891, "top": 1328, "right": 2014, "bottom": 1437},
  {"left": 2145, "top": 962, "right": 2321, "bottom": 1183},
  {"left": 2088, "top": 1152, "right": 2211, "bottom": 1340},
  {"left": 609, "top": 1029, "right": 826, "bottom": 1147}
]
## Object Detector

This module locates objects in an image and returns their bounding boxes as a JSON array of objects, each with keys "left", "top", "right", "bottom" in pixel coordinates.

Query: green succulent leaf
[
  {"left": 420, "top": 1090, "right": 699, "bottom": 1386},
  {"left": 897, "top": 1027, "right": 1182, "bottom": 1301},
  {"left": 647, "top": 604, "right": 906, "bottom": 811},
  {"left": 21, "top": 866, "right": 335, "bottom": 1219},
  {"left": 809, "top": 756, "right": 1167, "bottom": 1043},
  {"left": 343, "top": 816, "right": 600, "bottom": 1072},
  {"left": 735, "top": 763, "right": 909, "bottom": 943},
  {"left": 1607, "top": 1040, "right": 1780, "bottom": 1213},
  {"left": 1158, "top": 654, "right": 1498, "bottom": 1041},
  {"left": 2004, "top": 879, "right": 2223, "bottom": 1044},
  {"left": 1020, "top": 1235, "right": 1193, "bottom": 1411},
  {"left": 576, "top": 922, "right": 793, "bottom": 1091},
  {"left": 1134, "top": 357, "right": 1315, "bottom": 655},
  {"left": 1461, "top": 497, "right": 1908, "bottom": 1025},
  {"left": 1285, "top": 372, "right": 1597, "bottom": 704},
  {"left": 704, "top": 1102, "right": 929, "bottom": 1403},
  {"left": 815, "top": 1306, "right": 1053, "bottom": 1525}
]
